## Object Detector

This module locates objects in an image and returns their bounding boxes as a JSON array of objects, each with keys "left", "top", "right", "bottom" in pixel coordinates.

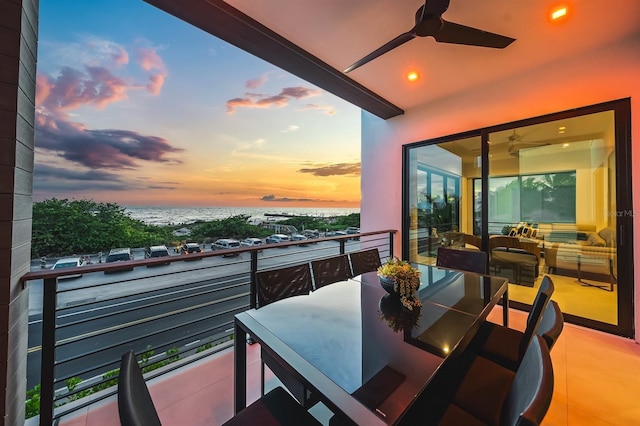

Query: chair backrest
[
  {"left": 118, "top": 350, "right": 161, "bottom": 426},
  {"left": 349, "top": 248, "right": 382, "bottom": 276},
  {"left": 520, "top": 276, "right": 555, "bottom": 358},
  {"left": 503, "top": 336, "right": 554, "bottom": 426},
  {"left": 256, "top": 263, "right": 313, "bottom": 308},
  {"left": 538, "top": 300, "right": 564, "bottom": 350},
  {"left": 436, "top": 246, "right": 488, "bottom": 275},
  {"left": 311, "top": 254, "right": 351, "bottom": 289}
]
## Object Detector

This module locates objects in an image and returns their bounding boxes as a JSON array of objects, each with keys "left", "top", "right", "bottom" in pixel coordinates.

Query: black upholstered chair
[
  {"left": 255, "top": 263, "right": 314, "bottom": 399},
  {"left": 439, "top": 335, "right": 554, "bottom": 426},
  {"left": 118, "top": 351, "right": 321, "bottom": 426},
  {"left": 311, "top": 254, "right": 351, "bottom": 289},
  {"left": 537, "top": 300, "right": 564, "bottom": 350},
  {"left": 223, "top": 386, "right": 322, "bottom": 426},
  {"left": 436, "top": 246, "right": 488, "bottom": 275},
  {"left": 255, "top": 263, "right": 313, "bottom": 308},
  {"left": 473, "top": 276, "right": 556, "bottom": 370},
  {"left": 348, "top": 248, "right": 382, "bottom": 276},
  {"left": 118, "top": 350, "right": 161, "bottom": 426}
]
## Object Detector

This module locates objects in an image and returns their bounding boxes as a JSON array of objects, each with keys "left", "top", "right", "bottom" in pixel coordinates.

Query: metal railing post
[
  {"left": 249, "top": 250, "right": 258, "bottom": 309},
  {"left": 339, "top": 239, "right": 346, "bottom": 254},
  {"left": 39, "top": 277, "right": 57, "bottom": 426}
]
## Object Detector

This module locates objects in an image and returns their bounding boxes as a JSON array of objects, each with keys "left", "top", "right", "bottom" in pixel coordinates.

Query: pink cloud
[
  {"left": 147, "top": 73, "right": 165, "bottom": 95},
  {"left": 36, "top": 66, "right": 129, "bottom": 116},
  {"left": 136, "top": 47, "right": 166, "bottom": 73},
  {"left": 300, "top": 103, "right": 337, "bottom": 115},
  {"left": 111, "top": 45, "right": 130, "bottom": 66},
  {"left": 226, "top": 86, "right": 322, "bottom": 114},
  {"left": 246, "top": 75, "right": 268, "bottom": 89},
  {"left": 135, "top": 47, "right": 168, "bottom": 94}
]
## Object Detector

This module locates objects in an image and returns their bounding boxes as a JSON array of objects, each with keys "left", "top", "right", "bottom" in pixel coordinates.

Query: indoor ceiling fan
[
  {"left": 503, "top": 130, "right": 549, "bottom": 157},
  {"left": 344, "top": 0, "right": 516, "bottom": 73}
]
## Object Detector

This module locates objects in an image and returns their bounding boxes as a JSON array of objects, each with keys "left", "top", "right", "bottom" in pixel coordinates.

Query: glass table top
[{"left": 243, "top": 267, "right": 507, "bottom": 424}]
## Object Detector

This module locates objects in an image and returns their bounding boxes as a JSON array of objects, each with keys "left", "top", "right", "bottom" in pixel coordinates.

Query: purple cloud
[{"left": 36, "top": 115, "right": 183, "bottom": 170}]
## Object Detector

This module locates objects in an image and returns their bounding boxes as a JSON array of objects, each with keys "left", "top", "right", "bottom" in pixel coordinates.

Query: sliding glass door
[{"left": 403, "top": 99, "right": 633, "bottom": 337}]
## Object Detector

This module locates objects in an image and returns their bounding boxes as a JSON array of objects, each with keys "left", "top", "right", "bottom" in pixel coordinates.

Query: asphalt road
[{"left": 26, "top": 239, "right": 365, "bottom": 390}]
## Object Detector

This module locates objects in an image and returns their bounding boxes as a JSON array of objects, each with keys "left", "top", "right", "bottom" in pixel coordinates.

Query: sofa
[{"left": 537, "top": 224, "right": 616, "bottom": 288}]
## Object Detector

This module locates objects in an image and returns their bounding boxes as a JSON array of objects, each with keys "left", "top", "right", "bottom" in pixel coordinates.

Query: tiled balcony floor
[{"left": 61, "top": 307, "right": 640, "bottom": 426}]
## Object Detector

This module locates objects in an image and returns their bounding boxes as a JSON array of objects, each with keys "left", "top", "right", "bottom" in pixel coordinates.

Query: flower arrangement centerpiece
[
  {"left": 377, "top": 257, "right": 422, "bottom": 310},
  {"left": 379, "top": 294, "right": 421, "bottom": 332}
]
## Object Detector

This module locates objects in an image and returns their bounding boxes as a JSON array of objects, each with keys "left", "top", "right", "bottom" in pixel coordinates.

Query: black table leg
[
  {"left": 234, "top": 320, "right": 247, "bottom": 414},
  {"left": 502, "top": 286, "right": 509, "bottom": 327}
]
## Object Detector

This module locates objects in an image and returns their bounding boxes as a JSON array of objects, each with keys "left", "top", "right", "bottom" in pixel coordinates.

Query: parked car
[
  {"left": 181, "top": 242, "right": 202, "bottom": 254},
  {"left": 345, "top": 227, "right": 361, "bottom": 235},
  {"left": 265, "top": 234, "right": 290, "bottom": 244},
  {"left": 302, "top": 229, "right": 320, "bottom": 239},
  {"left": 241, "top": 238, "right": 263, "bottom": 247},
  {"left": 291, "top": 234, "right": 309, "bottom": 245},
  {"left": 105, "top": 248, "right": 134, "bottom": 273},
  {"left": 146, "top": 245, "right": 170, "bottom": 258},
  {"left": 145, "top": 245, "right": 170, "bottom": 266},
  {"left": 51, "top": 257, "right": 85, "bottom": 279},
  {"left": 212, "top": 238, "right": 241, "bottom": 257}
]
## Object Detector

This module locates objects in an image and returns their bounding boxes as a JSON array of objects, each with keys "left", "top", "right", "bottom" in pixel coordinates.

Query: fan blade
[
  {"left": 435, "top": 20, "right": 515, "bottom": 48},
  {"left": 422, "top": 0, "right": 450, "bottom": 18},
  {"left": 344, "top": 31, "right": 416, "bottom": 73}
]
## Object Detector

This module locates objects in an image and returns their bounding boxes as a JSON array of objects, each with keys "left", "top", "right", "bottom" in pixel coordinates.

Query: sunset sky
[{"left": 34, "top": 0, "right": 362, "bottom": 208}]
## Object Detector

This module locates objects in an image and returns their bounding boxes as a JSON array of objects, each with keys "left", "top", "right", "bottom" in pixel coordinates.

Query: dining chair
[
  {"left": 256, "top": 263, "right": 315, "bottom": 402},
  {"left": 436, "top": 246, "right": 488, "bottom": 275},
  {"left": 310, "top": 254, "right": 351, "bottom": 289},
  {"left": 472, "top": 275, "right": 556, "bottom": 370},
  {"left": 348, "top": 248, "right": 382, "bottom": 276},
  {"left": 223, "top": 386, "right": 322, "bottom": 426},
  {"left": 118, "top": 351, "right": 321, "bottom": 426},
  {"left": 441, "top": 335, "right": 554, "bottom": 426},
  {"left": 255, "top": 262, "right": 313, "bottom": 308},
  {"left": 117, "top": 350, "right": 162, "bottom": 426}
]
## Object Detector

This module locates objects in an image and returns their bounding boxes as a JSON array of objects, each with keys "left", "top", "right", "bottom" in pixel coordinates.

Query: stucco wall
[{"left": 361, "top": 34, "right": 640, "bottom": 341}]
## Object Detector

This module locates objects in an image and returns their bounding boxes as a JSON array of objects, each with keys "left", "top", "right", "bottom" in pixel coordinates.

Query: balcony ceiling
[{"left": 144, "top": 0, "right": 640, "bottom": 119}]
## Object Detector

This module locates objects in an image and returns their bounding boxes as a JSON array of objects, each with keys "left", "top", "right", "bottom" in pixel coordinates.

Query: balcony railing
[{"left": 21, "top": 230, "right": 395, "bottom": 425}]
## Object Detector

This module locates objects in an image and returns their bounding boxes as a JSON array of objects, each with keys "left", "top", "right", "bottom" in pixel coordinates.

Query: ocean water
[{"left": 124, "top": 206, "right": 360, "bottom": 226}]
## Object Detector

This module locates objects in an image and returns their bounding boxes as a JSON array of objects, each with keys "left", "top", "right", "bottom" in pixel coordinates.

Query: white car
[
  {"left": 52, "top": 257, "right": 85, "bottom": 279},
  {"left": 291, "top": 234, "right": 309, "bottom": 245},
  {"left": 265, "top": 234, "right": 290, "bottom": 244},
  {"left": 212, "top": 238, "right": 241, "bottom": 257},
  {"left": 241, "top": 238, "right": 263, "bottom": 247}
]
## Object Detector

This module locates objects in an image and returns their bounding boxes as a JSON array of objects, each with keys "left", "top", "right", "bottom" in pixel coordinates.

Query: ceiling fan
[
  {"left": 503, "top": 130, "right": 549, "bottom": 157},
  {"left": 344, "top": 0, "right": 516, "bottom": 73}
]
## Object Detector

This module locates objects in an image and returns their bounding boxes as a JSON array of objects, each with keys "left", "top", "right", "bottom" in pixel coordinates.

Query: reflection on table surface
[{"left": 240, "top": 268, "right": 507, "bottom": 424}]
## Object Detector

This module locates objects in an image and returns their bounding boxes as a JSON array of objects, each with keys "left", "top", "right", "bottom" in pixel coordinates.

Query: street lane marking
[{"left": 27, "top": 292, "right": 249, "bottom": 353}]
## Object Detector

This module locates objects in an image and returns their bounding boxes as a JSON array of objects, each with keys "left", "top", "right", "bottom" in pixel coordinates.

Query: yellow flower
[{"left": 377, "top": 257, "right": 422, "bottom": 310}]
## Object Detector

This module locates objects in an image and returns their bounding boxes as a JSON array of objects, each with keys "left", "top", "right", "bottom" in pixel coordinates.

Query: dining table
[{"left": 233, "top": 264, "right": 509, "bottom": 425}]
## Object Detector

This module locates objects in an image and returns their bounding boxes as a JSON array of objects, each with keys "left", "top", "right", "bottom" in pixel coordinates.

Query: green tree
[{"left": 31, "top": 199, "right": 173, "bottom": 257}]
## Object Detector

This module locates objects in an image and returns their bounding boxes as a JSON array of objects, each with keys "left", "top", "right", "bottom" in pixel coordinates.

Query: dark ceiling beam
[{"left": 143, "top": 0, "right": 403, "bottom": 119}]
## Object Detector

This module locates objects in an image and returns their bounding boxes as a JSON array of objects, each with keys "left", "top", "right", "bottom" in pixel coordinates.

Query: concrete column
[{"left": 0, "top": 0, "right": 38, "bottom": 424}]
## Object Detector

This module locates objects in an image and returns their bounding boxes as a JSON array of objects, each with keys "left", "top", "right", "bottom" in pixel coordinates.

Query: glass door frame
[{"left": 402, "top": 98, "right": 634, "bottom": 338}]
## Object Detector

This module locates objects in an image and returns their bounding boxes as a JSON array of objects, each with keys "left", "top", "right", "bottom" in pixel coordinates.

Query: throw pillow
[
  {"left": 587, "top": 232, "right": 606, "bottom": 247},
  {"left": 598, "top": 227, "right": 616, "bottom": 247}
]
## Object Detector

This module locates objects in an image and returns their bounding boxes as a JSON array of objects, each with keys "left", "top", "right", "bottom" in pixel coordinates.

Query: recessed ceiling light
[
  {"left": 551, "top": 5, "right": 568, "bottom": 21},
  {"left": 407, "top": 71, "right": 419, "bottom": 82},
  {"left": 563, "top": 143, "right": 570, "bottom": 148}
]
